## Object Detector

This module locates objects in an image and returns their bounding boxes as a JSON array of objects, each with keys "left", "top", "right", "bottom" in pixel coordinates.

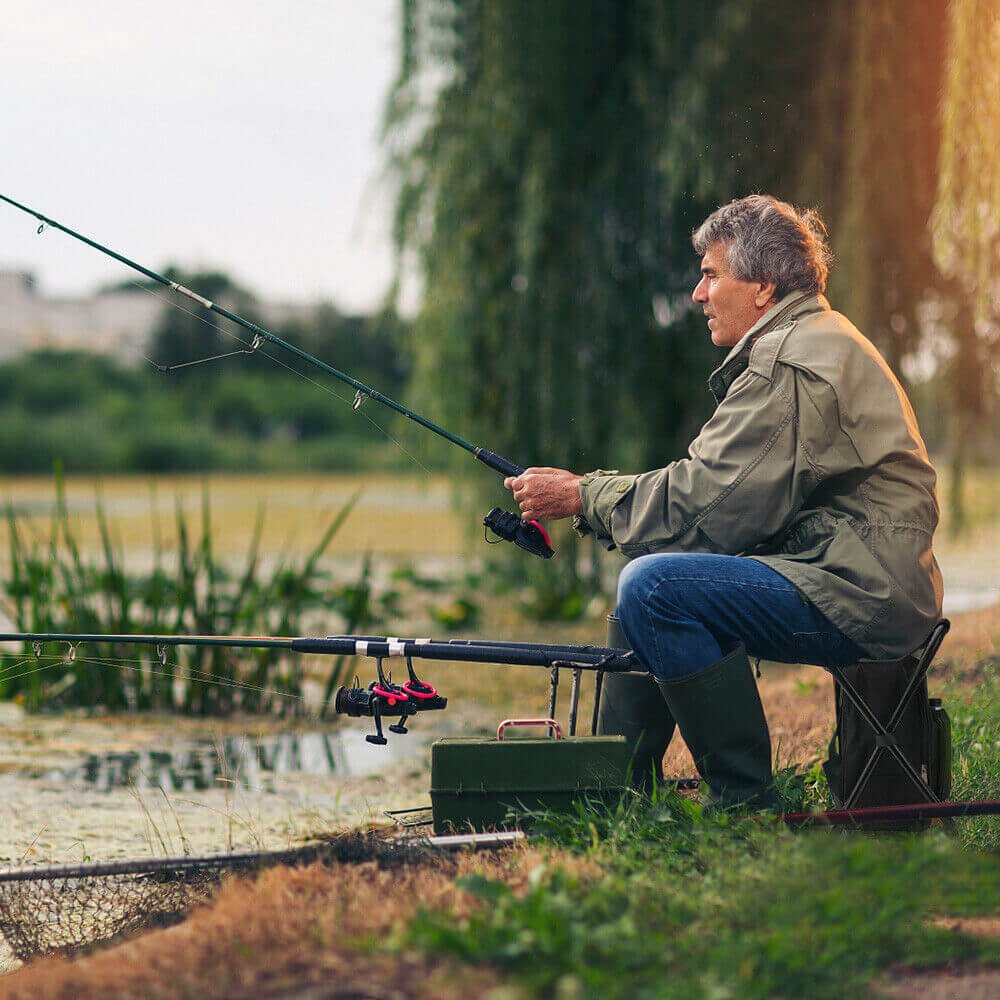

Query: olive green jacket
[{"left": 576, "top": 292, "right": 944, "bottom": 659}]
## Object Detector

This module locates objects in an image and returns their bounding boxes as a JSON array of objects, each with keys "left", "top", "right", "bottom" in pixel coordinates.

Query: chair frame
[{"left": 827, "top": 619, "right": 951, "bottom": 809}]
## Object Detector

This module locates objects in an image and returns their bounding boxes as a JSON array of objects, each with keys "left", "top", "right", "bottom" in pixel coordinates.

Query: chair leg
[
  {"left": 832, "top": 667, "right": 941, "bottom": 808},
  {"left": 844, "top": 743, "right": 939, "bottom": 809}
]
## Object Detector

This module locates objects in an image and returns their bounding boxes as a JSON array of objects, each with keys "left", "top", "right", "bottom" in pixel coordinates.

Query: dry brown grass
[
  {"left": 0, "top": 472, "right": 466, "bottom": 560},
  {"left": 937, "top": 600, "right": 1000, "bottom": 680},
  {"left": 877, "top": 965, "right": 1000, "bottom": 1000},
  {"left": 0, "top": 857, "right": 488, "bottom": 1000},
  {"left": 0, "top": 840, "right": 599, "bottom": 1000}
]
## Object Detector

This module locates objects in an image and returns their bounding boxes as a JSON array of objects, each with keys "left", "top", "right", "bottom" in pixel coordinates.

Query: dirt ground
[{"left": 879, "top": 966, "right": 1000, "bottom": 1000}]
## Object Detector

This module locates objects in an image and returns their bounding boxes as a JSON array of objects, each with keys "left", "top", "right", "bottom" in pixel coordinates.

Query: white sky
[{"left": 1, "top": 1, "right": 401, "bottom": 312}]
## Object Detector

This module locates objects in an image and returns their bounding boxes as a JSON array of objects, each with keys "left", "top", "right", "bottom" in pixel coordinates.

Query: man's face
[{"left": 692, "top": 242, "right": 776, "bottom": 348}]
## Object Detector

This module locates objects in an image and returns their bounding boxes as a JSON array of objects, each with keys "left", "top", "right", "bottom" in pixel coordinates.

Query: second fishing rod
[{"left": 0, "top": 192, "right": 554, "bottom": 559}]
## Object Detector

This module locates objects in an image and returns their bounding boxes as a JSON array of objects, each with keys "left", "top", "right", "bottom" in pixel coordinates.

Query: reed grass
[{"left": 0, "top": 474, "right": 370, "bottom": 715}]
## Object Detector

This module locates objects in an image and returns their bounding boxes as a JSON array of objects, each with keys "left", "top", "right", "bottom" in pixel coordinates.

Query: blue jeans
[{"left": 616, "top": 553, "right": 866, "bottom": 680}]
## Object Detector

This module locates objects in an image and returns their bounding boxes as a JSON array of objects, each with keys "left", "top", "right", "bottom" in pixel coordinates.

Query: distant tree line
[{"left": 0, "top": 269, "right": 414, "bottom": 474}]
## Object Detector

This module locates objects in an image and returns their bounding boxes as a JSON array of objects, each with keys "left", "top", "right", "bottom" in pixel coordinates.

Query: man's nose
[{"left": 692, "top": 278, "right": 707, "bottom": 303}]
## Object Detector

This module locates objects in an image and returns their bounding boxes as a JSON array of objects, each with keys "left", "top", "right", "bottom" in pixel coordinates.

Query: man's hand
[{"left": 503, "top": 467, "right": 584, "bottom": 522}]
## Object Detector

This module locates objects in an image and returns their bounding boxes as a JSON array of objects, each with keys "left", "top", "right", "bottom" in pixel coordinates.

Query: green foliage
[
  {"left": 408, "top": 784, "right": 1000, "bottom": 999},
  {"left": 933, "top": 0, "right": 1000, "bottom": 317},
  {"left": 384, "top": 0, "right": 959, "bottom": 474},
  {"left": 0, "top": 478, "right": 374, "bottom": 715},
  {"left": 401, "top": 683, "right": 1000, "bottom": 997},
  {"left": 0, "top": 343, "right": 412, "bottom": 474},
  {"left": 0, "top": 269, "right": 415, "bottom": 475},
  {"left": 430, "top": 595, "right": 481, "bottom": 631},
  {"left": 516, "top": 558, "right": 589, "bottom": 622},
  {"left": 930, "top": 0, "right": 1000, "bottom": 527},
  {"left": 386, "top": 0, "right": 727, "bottom": 487},
  {"left": 382, "top": 0, "right": 971, "bottom": 597},
  {"left": 947, "top": 677, "right": 1000, "bottom": 850}
]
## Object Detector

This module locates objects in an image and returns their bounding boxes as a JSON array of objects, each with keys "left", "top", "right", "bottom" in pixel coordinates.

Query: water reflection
[{"left": 45, "top": 730, "right": 416, "bottom": 793}]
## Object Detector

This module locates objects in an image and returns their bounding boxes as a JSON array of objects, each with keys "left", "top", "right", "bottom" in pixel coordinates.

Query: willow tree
[
  {"left": 660, "top": 0, "right": 949, "bottom": 376},
  {"left": 932, "top": 0, "right": 1000, "bottom": 530},
  {"left": 815, "top": 0, "right": 948, "bottom": 377},
  {"left": 383, "top": 1, "right": 839, "bottom": 589},
  {"left": 385, "top": 1, "right": 722, "bottom": 481},
  {"left": 382, "top": 0, "right": 953, "bottom": 574}
]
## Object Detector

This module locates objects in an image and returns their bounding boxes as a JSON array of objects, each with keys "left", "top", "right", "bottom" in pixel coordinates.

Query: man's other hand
[{"left": 503, "top": 467, "right": 584, "bottom": 522}]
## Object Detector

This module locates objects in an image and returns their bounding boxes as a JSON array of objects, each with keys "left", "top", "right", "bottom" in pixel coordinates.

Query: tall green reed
[{"left": 0, "top": 476, "right": 375, "bottom": 716}]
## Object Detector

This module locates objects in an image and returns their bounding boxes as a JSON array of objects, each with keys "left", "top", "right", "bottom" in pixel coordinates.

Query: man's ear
[{"left": 754, "top": 282, "right": 777, "bottom": 308}]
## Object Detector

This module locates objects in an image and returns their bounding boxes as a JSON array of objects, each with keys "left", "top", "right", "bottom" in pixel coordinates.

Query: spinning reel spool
[{"left": 334, "top": 655, "right": 447, "bottom": 745}]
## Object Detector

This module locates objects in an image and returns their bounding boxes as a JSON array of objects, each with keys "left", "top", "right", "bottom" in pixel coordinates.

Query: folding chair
[{"left": 826, "top": 619, "right": 951, "bottom": 811}]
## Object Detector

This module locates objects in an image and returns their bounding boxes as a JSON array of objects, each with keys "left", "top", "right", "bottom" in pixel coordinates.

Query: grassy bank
[
  {"left": 0, "top": 472, "right": 465, "bottom": 561},
  {"left": 2, "top": 598, "right": 999, "bottom": 999}
]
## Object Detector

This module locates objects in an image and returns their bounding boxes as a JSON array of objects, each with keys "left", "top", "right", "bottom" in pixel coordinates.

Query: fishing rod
[
  {"left": 0, "top": 630, "right": 631, "bottom": 669},
  {"left": 0, "top": 629, "right": 632, "bottom": 745},
  {"left": 6, "top": 629, "right": 994, "bottom": 828},
  {"left": 0, "top": 192, "right": 554, "bottom": 560}
]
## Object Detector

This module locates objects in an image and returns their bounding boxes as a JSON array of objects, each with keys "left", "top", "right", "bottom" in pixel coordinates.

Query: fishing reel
[
  {"left": 483, "top": 508, "right": 554, "bottom": 559},
  {"left": 472, "top": 450, "right": 556, "bottom": 560},
  {"left": 334, "top": 656, "right": 447, "bottom": 745}
]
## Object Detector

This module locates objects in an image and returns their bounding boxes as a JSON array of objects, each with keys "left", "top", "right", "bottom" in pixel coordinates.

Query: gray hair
[{"left": 692, "top": 195, "right": 832, "bottom": 297}]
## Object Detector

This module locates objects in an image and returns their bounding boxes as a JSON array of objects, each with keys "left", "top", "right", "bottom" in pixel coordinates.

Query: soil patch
[
  {"left": 930, "top": 916, "right": 1000, "bottom": 939},
  {"left": 878, "top": 965, "right": 1000, "bottom": 1000}
]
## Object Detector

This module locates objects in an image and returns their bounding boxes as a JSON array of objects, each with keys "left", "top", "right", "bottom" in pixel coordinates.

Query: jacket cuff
[
  {"left": 576, "top": 470, "right": 636, "bottom": 549},
  {"left": 571, "top": 514, "right": 610, "bottom": 546}
]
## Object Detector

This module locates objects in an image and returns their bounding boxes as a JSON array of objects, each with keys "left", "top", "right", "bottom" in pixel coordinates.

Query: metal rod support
[
  {"left": 548, "top": 665, "right": 560, "bottom": 719},
  {"left": 568, "top": 667, "right": 582, "bottom": 736},
  {"left": 591, "top": 670, "right": 604, "bottom": 736}
]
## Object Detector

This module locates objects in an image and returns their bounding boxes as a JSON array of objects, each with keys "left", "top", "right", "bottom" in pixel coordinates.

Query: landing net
[{"left": 0, "top": 833, "right": 438, "bottom": 964}]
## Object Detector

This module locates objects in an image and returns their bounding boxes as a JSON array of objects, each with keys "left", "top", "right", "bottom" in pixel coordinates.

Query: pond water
[{"left": 40, "top": 729, "right": 418, "bottom": 794}]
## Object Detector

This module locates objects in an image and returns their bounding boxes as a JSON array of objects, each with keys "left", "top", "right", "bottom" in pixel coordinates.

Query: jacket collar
[{"left": 707, "top": 291, "right": 829, "bottom": 402}]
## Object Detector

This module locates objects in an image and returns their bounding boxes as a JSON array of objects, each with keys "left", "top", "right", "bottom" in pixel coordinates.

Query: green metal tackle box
[{"left": 430, "top": 720, "right": 626, "bottom": 835}]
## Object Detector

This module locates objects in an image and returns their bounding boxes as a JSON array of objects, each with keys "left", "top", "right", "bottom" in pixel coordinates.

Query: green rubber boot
[
  {"left": 597, "top": 615, "right": 675, "bottom": 795},
  {"left": 654, "top": 645, "right": 780, "bottom": 811}
]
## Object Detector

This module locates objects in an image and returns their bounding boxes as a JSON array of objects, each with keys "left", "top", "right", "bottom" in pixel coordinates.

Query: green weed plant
[{"left": 0, "top": 477, "right": 376, "bottom": 715}]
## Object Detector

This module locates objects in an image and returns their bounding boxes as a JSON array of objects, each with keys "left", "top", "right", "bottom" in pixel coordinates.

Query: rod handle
[{"left": 474, "top": 449, "right": 524, "bottom": 478}]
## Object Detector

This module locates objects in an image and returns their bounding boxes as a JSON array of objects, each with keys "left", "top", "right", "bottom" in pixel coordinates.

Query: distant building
[
  {"left": 0, "top": 270, "right": 322, "bottom": 364},
  {"left": 0, "top": 270, "right": 163, "bottom": 363}
]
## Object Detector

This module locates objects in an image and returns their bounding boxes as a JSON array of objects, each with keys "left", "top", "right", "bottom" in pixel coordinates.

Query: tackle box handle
[{"left": 496, "top": 718, "right": 563, "bottom": 741}]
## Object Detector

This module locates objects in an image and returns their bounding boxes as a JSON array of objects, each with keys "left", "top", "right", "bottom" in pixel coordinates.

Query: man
[{"left": 504, "top": 195, "right": 943, "bottom": 808}]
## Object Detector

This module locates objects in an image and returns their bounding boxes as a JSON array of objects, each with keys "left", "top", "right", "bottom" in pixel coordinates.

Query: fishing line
[
  {"left": 254, "top": 346, "right": 433, "bottom": 475},
  {"left": 0, "top": 657, "right": 68, "bottom": 686},
  {"left": 4, "top": 191, "right": 552, "bottom": 557},
  {"left": 0, "top": 656, "right": 49, "bottom": 684},
  {"left": 73, "top": 655, "right": 310, "bottom": 707},
  {"left": 0, "top": 649, "right": 316, "bottom": 709},
  {"left": 126, "top": 278, "right": 433, "bottom": 475}
]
